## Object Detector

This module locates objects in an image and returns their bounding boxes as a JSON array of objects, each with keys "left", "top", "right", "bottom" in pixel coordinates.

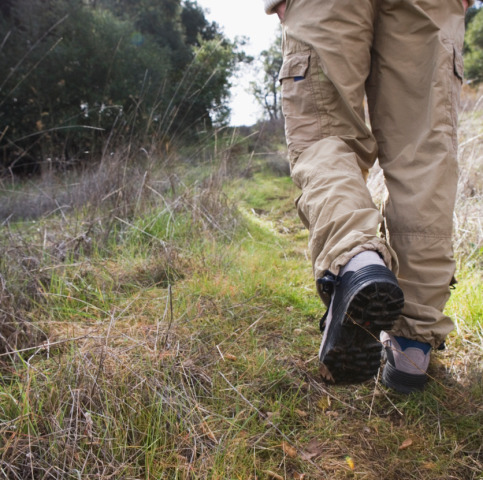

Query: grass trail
[{"left": 1, "top": 162, "right": 481, "bottom": 479}]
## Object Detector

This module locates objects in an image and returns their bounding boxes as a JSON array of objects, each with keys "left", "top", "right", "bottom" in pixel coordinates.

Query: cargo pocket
[
  {"left": 279, "top": 51, "right": 322, "bottom": 165},
  {"left": 450, "top": 45, "right": 464, "bottom": 151}
]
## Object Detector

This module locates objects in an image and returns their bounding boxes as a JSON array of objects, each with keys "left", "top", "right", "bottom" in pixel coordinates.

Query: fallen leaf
[
  {"left": 345, "top": 456, "right": 355, "bottom": 470},
  {"left": 300, "top": 438, "right": 326, "bottom": 460},
  {"left": 319, "top": 363, "right": 335, "bottom": 382},
  {"left": 293, "top": 473, "right": 306, "bottom": 480},
  {"left": 224, "top": 353, "right": 237, "bottom": 361},
  {"left": 295, "top": 409, "right": 308, "bottom": 418},
  {"left": 399, "top": 438, "right": 413, "bottom": 450},
  {"left": 421, "top": 462, "right": 437, "bottom": 470},
  {"left": 326, "top": 410, "right": 339, "bottom": 418},
  {"left": 317, "top": 396, "right": 331, "bottom": 411},
  {"left": 281, "top": 441, "right": 297, "bottom": 458},
  {"left": 264, "top": 470, "right": 284, "bottom": 480},
  {"left": 300, "top": 450, "right": 318, "bottom": 461}
]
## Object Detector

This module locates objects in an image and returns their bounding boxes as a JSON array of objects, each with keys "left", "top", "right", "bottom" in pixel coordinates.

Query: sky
[{"left": 195, "top": 0, "right": 281, "bottom": 126}]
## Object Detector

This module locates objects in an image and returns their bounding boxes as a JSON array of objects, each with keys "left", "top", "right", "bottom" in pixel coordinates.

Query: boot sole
[
  {"left": 319, "top": 265, "right": 404, "bottom": 384},
  {"left": 381, "top": 361, "right": 427, "bottom": 394}
]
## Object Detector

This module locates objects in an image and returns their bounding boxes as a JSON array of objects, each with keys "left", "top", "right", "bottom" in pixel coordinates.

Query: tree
[
  {"left": 0, "top": 0, "right": 173, "bottom": 166},
  {"left": 181, "top": 0, "right": 218, "bottom": 47},
  {"left": 250, "top": 30, "right": 283, "bottom": 121},
  {"left": 0, "top": 0, "right": 245, "bottom": 171},
  {"left": 464, "top": 4, "right": 483, "bottom": 84}
]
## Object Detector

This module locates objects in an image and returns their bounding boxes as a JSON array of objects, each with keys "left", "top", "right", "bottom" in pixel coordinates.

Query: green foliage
[
  {"left": 183, "top": 37, "right": 243, "bottom": 128},
  {"left": 250, "top": 29, "right": 283, "bottom": 121},
  {"left": 464, "top": 6, "right": 483, "bottom": 84},
  {"left": 1, "top": 0, "right": 172, "bottom": 163},
  {"left": 181, "top": 0, "right": 218, "bottom": 47},
  {"left": 0, "top": 0, "right": 244, "bottom": 171}
]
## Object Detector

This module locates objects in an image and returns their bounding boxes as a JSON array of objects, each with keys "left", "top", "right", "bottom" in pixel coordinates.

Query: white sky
[{"left": 195, "top": 0, "right": 281, "bottom": 125}]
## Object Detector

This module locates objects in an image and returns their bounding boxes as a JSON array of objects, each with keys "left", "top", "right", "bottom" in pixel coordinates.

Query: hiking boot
[
  {"left": 317, "top": 263, "right": 404, "bottom": 384},
  {"left": 381, "top": 332, "right": 431, "bottom": 394}
]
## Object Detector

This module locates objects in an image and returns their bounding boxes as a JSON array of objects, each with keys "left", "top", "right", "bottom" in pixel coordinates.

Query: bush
[
  {"left": 465, "top": 6, "right": 483, "bottom": 84},
  {"left": 0, "top": 0, "right": 244, "bottom": 173}
]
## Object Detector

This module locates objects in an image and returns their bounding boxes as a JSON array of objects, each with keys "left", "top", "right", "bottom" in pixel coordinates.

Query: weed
[{"left": 0, "top": 93, "right": 481, "bottom": 479}]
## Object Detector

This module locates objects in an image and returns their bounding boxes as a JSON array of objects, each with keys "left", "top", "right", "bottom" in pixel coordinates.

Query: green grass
[
  {"left": 0, "top": 134, "right": 482, "bottom": 479},
  {"left": 446, "top": 267, "right": 483, "bottom": 330}
]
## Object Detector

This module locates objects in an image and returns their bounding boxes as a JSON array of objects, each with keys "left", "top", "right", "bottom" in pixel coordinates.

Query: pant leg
[
  {"left": 281, "top": 0, "right": 398, "bottom": 286},
  {"left": 367, "top": 0, "right": 465, "bottom": 347}
]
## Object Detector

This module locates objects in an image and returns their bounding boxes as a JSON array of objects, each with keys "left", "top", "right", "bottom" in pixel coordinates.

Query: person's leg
[
  {"left": 282, "top": 0, "right": 397, "bottom": 280},
  {"left": 281, "top": 0, "right": 403, "bottom": 383},
  {"left": 367, "top": 0, "right": 465, "bottom": 391}
]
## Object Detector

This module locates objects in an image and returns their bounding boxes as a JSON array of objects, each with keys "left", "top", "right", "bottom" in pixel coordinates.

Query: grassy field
[{"left": 0, "top": 94, "right": 482, "bottom": 479}]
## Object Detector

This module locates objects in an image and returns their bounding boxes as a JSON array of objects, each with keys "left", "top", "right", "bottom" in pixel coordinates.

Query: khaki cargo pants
[{"left": 280, "top": 0, "right": 465, "bottom": 347}]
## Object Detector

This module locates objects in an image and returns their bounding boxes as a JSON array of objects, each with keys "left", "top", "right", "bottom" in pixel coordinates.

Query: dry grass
[
  {"left": 0, "top": 92, "right": 481, "bottom": 479},
  {"left": 454, "top": 86, "right": 483, "bottom": 268}
]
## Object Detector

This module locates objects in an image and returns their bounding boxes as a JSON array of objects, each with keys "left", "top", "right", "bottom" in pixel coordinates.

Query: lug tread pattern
[
  {"left": 382, "top": 360, "right": 427, "bottom": 394},
  {"left": 319, "top": 265, "right": 404, "bottom": 384}
]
